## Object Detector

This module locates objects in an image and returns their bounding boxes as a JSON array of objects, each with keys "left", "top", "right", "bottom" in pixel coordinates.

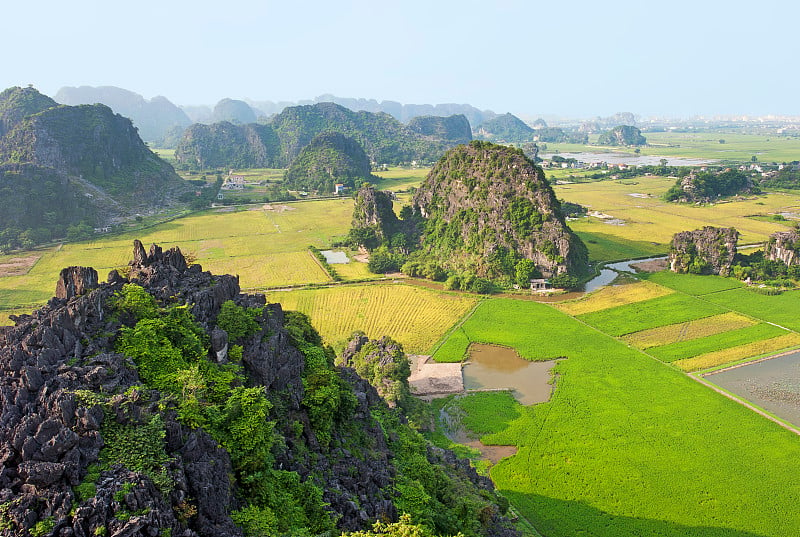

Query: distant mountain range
[
  {"left": 174, "top": 102, "right": 471, "bottom": 169},
  {"left": 55, "top": 86, "right": 499, "bottom": 145}
]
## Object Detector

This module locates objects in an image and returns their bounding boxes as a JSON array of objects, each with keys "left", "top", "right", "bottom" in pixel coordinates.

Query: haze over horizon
[{"left": 8, "top": 0, "right": 798, "bottom": 118}]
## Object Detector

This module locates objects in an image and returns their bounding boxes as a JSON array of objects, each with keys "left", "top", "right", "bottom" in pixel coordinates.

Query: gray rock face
[
  {"left": 55, "top": 266, "right": 99, "bottom": 300},
  {"left": 765, "top": 229, "right": 800, "bottom": 266},
  {"left": 669, "top": 226, "right": 739, "bottom": 276},
  {"left": 351, "top": 185, "right": 401, "bottom": 243}
]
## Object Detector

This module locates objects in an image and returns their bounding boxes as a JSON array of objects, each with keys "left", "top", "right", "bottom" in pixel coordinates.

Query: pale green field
[
  {"left": 542, "top": 132, "right": 800, "bottom": 163},
  {"left": 556, "top": 175, "right": 798, "bottom": 247},
  {"left": 372, "top": 167, "right": 429, "bottom": 191},
  {"left": 0, "top": 200, "right": 355, "bottom": 319}
]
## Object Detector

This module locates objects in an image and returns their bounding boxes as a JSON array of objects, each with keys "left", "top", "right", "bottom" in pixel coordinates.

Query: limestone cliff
[
  {"left": 765, "top": 229, "right": 800, "bottom": 266},
  {"left": 350, "top": 184, "right": 403, "bottom": 244},
  {"left": 412, "top": 140, "right": 588, "bottom": 278},
  {"left": 0, "top": 241, "right": 517, "bottom": 537},
  {"left": 669, "top": 226, "right": 739, "bottom": 276}
]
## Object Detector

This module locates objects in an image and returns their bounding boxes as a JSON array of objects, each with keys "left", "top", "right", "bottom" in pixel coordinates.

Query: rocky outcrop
[
  {"left": 0, "top": 240, "right": 517, "bottom": 536},
  {"left": 0, "top": 86, "right": 58, "bottom": 137},
  {"left": 0, "top": 87, "right": 188, "bottom": 240},
  {"left": 55, "top": 266, "right": 99, "bottom": 300},
  {"left": 412, "top": 140, "right": 588, "bottom": 278},
  {"left": 474, "top": 112, "right": 534, "bottom": 143},
  {"left": 598, "top": 125, "right": 646, "bottom": 146},
  {"left": 765, "top": 229, "right": 800, "bottom": 266},
  {"left": 174, "top": 121, "right": 281, "bottom": 169},
  {"left": 55, "top": 86, "right": 192, "bottom": 144},
  {"left": 341, "top": 335, "right": 410, "bottom": 408},
  {"left": 351, "top": 185, "right": 402, "bottom": 244},
  {"left": 669, "top": 226, "right": 739, "bottom": 276}
]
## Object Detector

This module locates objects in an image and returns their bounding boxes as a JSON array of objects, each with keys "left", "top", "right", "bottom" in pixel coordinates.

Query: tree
[{"left": 514, "top": 259, "right": 539, "bottom": 287}]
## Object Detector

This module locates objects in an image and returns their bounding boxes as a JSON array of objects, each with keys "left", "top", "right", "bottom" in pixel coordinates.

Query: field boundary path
[{"left": 690, "top": 372, "right": 800, "bottom": 436}]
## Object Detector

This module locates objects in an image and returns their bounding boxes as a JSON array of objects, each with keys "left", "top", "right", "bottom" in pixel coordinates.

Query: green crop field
[
  {"left": 541, "top": 132, "right": 800, "bottom": 162},
  {"left": 701, "top": 288, "right": 800, "bottom": 332},
  {"left": 622, "top": 312, "right": 756, "bottom": 349},
  {"left": 646, "top": 323, "right": 789, "bottom": 362},
  {"left": 576, "top": 293, "right": 726, "bottom": 336},
  {"left": 638, "top": 271, "right": 744, "bottom": 295},
  {"left": 270, "top": 283, "right": 478, "bottom": 354},
  {"left": 431, "top": 297, "right": 800, "bottom": 537},
  {"left": 574, "top": 230, "right": 666, "bottom": 262}
]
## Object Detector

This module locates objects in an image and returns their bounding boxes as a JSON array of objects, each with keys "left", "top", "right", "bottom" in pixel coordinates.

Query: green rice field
[
  {"left": 431, "top": 297, "right": 800, "bottom": 537},
  {"left": 576, "top": 293, "right": 726, "bottom": 336}
]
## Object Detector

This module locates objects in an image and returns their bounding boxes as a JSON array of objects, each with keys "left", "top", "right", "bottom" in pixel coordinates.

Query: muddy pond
[
  {"left": 462, "top": 344, "right": 559, "bottom": 406},
  {"left": 704, "top": 351, "right": 800, "bottom": 426}
]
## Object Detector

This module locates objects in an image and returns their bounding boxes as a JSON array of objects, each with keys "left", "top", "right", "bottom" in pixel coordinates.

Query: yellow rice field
[
  {"left": 555, "top": 280, "right": 674, "bottom": 316},
  {"left": 270, "top": 283, "right": 478, "bottom": 353},
  {"left": 556, "top": 177, "right": 799, "bottom": 246},
  {"left": 674, "top": 333, "right": 800, "bottom": 372},
  {"left": 623, "top": 312, "right": 757, "bottom": 349}
]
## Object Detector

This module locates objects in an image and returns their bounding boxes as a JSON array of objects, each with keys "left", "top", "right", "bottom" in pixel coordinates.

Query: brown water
[
  {"left": 704, "top": 351, "right": 800, "bottom": 426},
  {"left": 462, "top": 344, "right": 559, "bottom": 405}
]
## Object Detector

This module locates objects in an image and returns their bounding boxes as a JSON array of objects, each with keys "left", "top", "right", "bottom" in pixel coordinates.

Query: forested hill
[
  {"left": 284, "top": 132, "right": 376, "bottom": 192},
  {"left": 55, "top": 85, "right": 191, "bottom": 144},
  {"left": 0, "top": 241, "right": 518, "bottom": 537},
  {"left": 412, "top": 140, "right": 589, "bottom": 280},
  {"left": 0, "top": 87, "right": 187, "bottom": 249},
  {"left": 175, "top": 102, "right": 471, "bottom": 169},
  {"left": 474, "top": 112, "right": 534, "bottom": 143}
]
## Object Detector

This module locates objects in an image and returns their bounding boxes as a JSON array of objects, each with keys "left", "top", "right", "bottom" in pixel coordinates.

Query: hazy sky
[{"left": 5, "top": 0, "right": 798, "bottom": 117}]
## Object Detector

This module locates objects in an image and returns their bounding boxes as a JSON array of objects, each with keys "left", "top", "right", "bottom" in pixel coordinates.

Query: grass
[
  {"left": 637, "top": 271, "right": 744, "bottom": 295},
  {"left": 576, "top": 293, "right": 726, "bottom": 336},
  {"left": 0, "top": 199, "right": 355, "bottom": 311},
  {"left": 701, "top": 288, "right": 800, "bottom": 331},
  {"left": 270, "top": 283, "right": 478, "bottom": 354},
  {"left": 555, "top": 280, "right": 673, "bottom": 316},
  {"left": 646, "top": 323, "right": 789, "bottom": 362},
  {"left": 674, "top": 333, "right": 800, "bottom": 372},
  {"left": 431, "top": 297, "right": 800, "bottom": 537},
  {"left": 574, "top": 230, "right": 666, "bottom": 263},
  {"left": 622, "top": 312, "right": 756, "bottom": 349},
  {"left": 557, "top": 175, "right": 798, "bottom": 249}
]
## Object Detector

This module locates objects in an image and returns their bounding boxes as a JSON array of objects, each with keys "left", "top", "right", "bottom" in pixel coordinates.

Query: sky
[{"left": 5, "top": 0, "right": 799, "bottom": 118}]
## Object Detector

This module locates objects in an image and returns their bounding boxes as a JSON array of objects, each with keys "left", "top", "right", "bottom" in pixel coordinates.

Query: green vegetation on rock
[{"left": 284, "top": 132, "right": 376, "bottom": 193}]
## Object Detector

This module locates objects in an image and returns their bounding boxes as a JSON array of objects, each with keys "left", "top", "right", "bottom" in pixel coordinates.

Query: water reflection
[
  {"left": 704, "top": 351, "right": 800, "bottom": 427},
  {"left": 462, "top": 344, "right": 559, "bottom": 405}
]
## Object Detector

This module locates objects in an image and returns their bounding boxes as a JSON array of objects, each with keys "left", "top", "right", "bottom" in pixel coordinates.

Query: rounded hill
[{"left": 284, "top": 132, "right": 374, "bottom": 193}]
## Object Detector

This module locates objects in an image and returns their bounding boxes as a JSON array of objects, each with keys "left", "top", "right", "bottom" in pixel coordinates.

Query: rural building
[{"left": 530, "top": 278, "right": 549, "bottom": 291}]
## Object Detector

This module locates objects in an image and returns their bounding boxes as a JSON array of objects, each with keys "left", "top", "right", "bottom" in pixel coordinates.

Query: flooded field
[
  {"left": 462, "top": 343, "right": 559, "bottom": 405},
  {"left": 704, "top": 350, "right": 800, "bottom": 426}
]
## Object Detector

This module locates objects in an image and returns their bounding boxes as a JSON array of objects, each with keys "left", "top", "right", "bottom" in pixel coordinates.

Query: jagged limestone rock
[
  {"left": 412, "top": 140, "right": 588, "bottom": 278},
  {"left": 669, "top": 226, "right": 739, "bottom": 276},
  {"left": 765, "top": 229, "right": 800, "bottom": 266}
]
